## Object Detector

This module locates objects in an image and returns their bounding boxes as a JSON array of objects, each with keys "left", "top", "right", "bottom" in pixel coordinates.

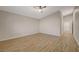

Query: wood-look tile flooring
[{"left": 0, "top": 33, "right": 78, "bottom": 52}]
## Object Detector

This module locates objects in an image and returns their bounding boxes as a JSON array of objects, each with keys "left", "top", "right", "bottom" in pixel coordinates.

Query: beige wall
[
  {"left": 0, "top": 11, "right": 40, "bottom": 41},
  {"left": 40, "top": 12, "right": 61, "bottom": 36}
]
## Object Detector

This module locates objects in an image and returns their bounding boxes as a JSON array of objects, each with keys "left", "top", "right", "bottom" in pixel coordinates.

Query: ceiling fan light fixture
[{"left": 33, "top": 6, "right": 46, "bottom": 13}]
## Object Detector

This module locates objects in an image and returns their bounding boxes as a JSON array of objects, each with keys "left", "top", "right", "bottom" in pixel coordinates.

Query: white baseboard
[
  {"left": 0, "top": 32, "right": 38, "bottom": 41},
  {"left": 0, "top": 32, "right": 60, "bottom": 41}
]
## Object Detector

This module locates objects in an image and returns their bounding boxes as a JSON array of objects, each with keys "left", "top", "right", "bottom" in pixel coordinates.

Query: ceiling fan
[{"left": 33, "top": 6, "right": 46, "bottom": 13}]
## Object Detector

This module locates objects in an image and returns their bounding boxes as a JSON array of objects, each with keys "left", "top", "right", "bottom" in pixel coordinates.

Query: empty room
[{"left": 0, "top": 6, "right": 79, "bottom": 52}]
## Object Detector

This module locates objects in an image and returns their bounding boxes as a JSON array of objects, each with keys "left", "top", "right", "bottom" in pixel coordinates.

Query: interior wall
[
  {"left": 40, "top": 11, "right": 61, "bottom": 36},
  {"left": 0, "top": 11, "right": 39, "bottom": 41},
  {"left": 75, "top": 12, "right": 79, "bottom": 44},
  {"left": 0, "top": 10, "right": 62, "bottom": 41},
  {"left": 63, "top": 14, "right": 73, "bottom": 33}
]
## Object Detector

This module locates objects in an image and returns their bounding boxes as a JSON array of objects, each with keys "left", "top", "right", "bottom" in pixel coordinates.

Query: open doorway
[{"left": 62, "top": 14, "right": 73, "bottom": 34}]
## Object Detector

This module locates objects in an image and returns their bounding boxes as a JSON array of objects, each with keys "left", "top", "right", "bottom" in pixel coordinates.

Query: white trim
[{"left": 0, "top": 32, "right": 38, "bottom": 41}]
